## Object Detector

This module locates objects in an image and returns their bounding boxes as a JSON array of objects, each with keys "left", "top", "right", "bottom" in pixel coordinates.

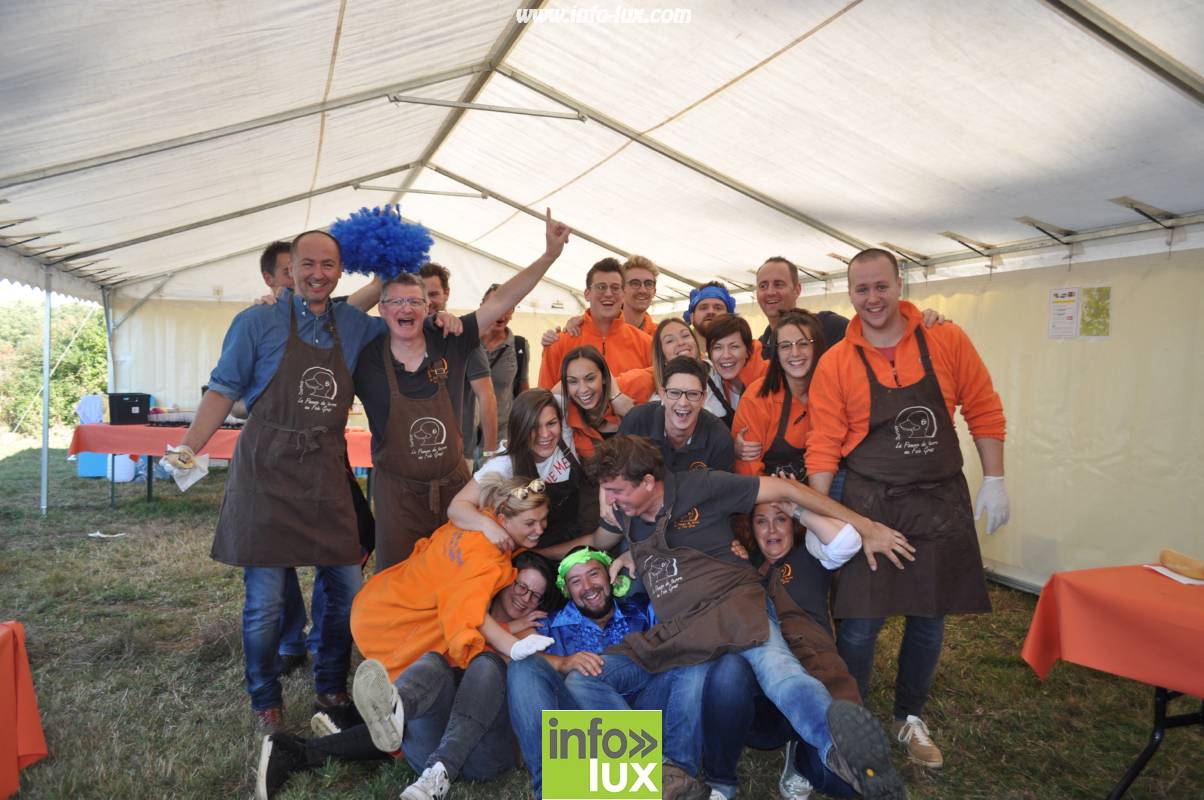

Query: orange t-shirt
[
  {"left": 806, "top": 301, "right": 1005, "bottom": 476},
  {"left": 731, "top": 377, "right": 810, "bottom": 476},
  {"left": 351, "top": 522, "right": 517, "bottom": 680},
  {"left": 539, "top": 312, "right": 653, "bottom": 389}
]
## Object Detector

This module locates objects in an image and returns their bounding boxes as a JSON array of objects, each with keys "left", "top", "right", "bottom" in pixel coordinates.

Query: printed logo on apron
[
  {"left": 893, "top": 405, "right": 939, "bottom": 456},
  {"left": 779, "top": 563, "right": 794, "bottom": 585},
  {"left": 298, "top": 366, "right": 339, "bottom": 414},
  {"left": 688, "top": 460, "right": 708, "bottom": 471},
  {"left": 673, "top": 507, "right": 700, "bottom": 529},
  {"left": 641, "top": 553, "right": 682, "bottom": 598},
  {"left": 408, "top": 416, "right": 450, "bottom": 461}
]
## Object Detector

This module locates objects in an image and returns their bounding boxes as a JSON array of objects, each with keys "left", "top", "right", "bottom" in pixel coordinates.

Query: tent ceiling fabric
[{"left": 1, "top": 0, "right": 1201, "bottom": 306}]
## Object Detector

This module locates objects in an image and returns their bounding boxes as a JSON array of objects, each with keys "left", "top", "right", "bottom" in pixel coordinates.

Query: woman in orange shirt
[
  {"left": 558, "top": 345, "right": 636, "bottom": 459},
  {"left": 731, "top": 309, "right": 827, "bottom": 480},
  {"left": 704, "top": 313, "right": 762, "bottom": 428},
  {"left": 257, "top": 475, "right": 557, "bottom": 800}
]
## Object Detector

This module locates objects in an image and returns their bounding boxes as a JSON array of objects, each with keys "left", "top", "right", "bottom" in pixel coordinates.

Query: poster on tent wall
[
  {"left": 1048, "top": 288, "right": 1079, "bottom": 339},
  {"left": 1048, "top": 287, "right": 1112, "bottom": 340}
]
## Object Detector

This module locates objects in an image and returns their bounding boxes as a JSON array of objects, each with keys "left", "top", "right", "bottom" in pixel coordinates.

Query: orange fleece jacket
[
  {"left": 740, "top": 340, "right": 769, "bottom": 386},
  {"left": 806, "top": 301, "right": 1005, "bottom": 476},
  {"left": 731, "top": 378, "right": 810, "bottom": 476},
  {"left": 564, "top": 396, "right": 622, "bottom": 459},
  {"left": 351, "top": 522, "right": 517, "bottom": 681},
  {"left": 539, "top": 311, "right": 652, "bottom": 389},
  {"left": 616, "top": 366, "right": 655, "bottom": 405}
]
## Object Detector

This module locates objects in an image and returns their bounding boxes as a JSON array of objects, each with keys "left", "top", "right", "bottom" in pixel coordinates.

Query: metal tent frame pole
[{"left": 40, "top": 268, "right": 51, "bottom": 516}]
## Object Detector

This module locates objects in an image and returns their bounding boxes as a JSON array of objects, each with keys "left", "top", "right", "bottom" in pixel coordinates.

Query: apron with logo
[
  {"left": 760, "top": 389, "right": 807, "bottom": 481},
  {"left": 371, "top": 347, "right": 469, "bottom": 571},
  {"left": 833, "top": 327, "right": 990, "bottom": 618},
  {"left": 541, "top": 445, "right": 598, "bottom": 548},
  {"left": 212, "top": 303, "right": 358, "bottom": 566},
  {"left": 610, "top": 495, "right": 769, "bottom": 672}
]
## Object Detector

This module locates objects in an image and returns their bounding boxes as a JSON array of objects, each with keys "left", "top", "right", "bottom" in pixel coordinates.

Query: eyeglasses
[
  {"left": 626, "top": 279, "right": 656, "bottom": 290},
  {"left": 509, "top": 479, "right": 546, "bottom": 500},
  {"left": 381, "top": 297, "right": 427, "bottom": 309},
  {"left": 777, "top": 337, "right": 814, "bottom": 353},
  {"left": 513, "top": 580, "right": 544, "bottom": 604},
  {"left": 663, "top": 388, "right": 704, "bottom": 402},
  {"left": 589, "top": 283, "right": 623, "bottom": 295}
]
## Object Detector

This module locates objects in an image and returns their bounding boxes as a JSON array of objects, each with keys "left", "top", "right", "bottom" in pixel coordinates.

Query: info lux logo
[{"left": 542, "top": 710, "right": 662, "bottom": 799}]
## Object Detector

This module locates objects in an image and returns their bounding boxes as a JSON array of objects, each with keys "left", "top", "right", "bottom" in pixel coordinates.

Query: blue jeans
[
  {"left": 509, "top": 656, "right": 672, "bottom": 797},
  {"left": 829, "top": 468, "right": 847, "bottom": 502},
  {"left": 564, "top": 657, "right": 706, "bottom": 776},
  {"left": 277, "top": 569, "right": 327, "bottom": 658},
  {"left": 702, "top": 654, "right": 854, "bottom": 798},
  {"left": 242, "top": 564, "right": 362, "bottom": 711},
  {"left": 837, "top": 615, "right": 945, "bottom": 720}
]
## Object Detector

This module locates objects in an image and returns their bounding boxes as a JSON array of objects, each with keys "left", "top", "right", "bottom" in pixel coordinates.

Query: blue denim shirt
[
  {"left": 538, "top": 596, "right": 654, "bottom": 657},
  {"left": 207, "top": 290, "right": 386, "bottom": 409}
]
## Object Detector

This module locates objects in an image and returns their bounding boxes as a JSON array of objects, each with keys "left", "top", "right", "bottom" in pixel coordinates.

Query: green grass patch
[{"left": 1, "top": 431, "right": 1200, "bottom": 798}]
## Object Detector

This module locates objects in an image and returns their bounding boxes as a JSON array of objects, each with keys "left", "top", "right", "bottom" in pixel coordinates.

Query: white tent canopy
[{"left": 2, "top": 0, "right": 1202, "bottom": 587}]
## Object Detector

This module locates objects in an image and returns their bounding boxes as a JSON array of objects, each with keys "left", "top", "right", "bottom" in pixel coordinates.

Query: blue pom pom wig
[{"left": 328, "top": 205, "right": 433, "bottom": 279}]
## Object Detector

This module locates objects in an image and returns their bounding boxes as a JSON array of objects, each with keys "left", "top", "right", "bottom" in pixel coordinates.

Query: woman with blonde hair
[{"left": 261, "top": 475, "right": 556, "bottom": 800}]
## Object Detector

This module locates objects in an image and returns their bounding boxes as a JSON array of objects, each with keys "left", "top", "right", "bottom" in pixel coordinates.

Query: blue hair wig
[{"left": 329, "top": 205, "right": 433, "bottom": 279}]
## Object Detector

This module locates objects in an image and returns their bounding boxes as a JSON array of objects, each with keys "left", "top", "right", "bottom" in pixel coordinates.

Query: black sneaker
[
  {"left": 825, "top": 700, "right": 906, "bottom": 799},
  {"left": 279, "top": 652, "right": 309, "bottom": 677},
  {"left": 256, "top": 733, "right": 308, "bottom": 800}
]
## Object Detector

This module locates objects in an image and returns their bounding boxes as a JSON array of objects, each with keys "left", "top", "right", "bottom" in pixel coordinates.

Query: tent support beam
[
  {"left": 0, "top": 63, "right": 488, "bottom": 191},
  {"left": 1042, "top": 0, "right": 1204, "bottom": 107},
  {"left": 40, "top": 268, "right": 51, "bottom": 516},
  {"left": 424, "top": 227, "right": 585, "bottom": 310},
  {"left": 56, "top": 161, "right": 420, "bottom": 262},
  {"left": 495, "top": 65, "right": 872, "bottom": 253},
  {"left": 388, "top": 93, "right": 584, "bottom": 120},
  {"left": 113, "top": 274, "right": 178, "bottom": 332},
  {"left": 101, "top": 288, "right": 116, "bottom": 392},
  {"left": 427, "top": 164, "right": 701, "bottom": 288},
  {"left": 389, "top": 0, "right": 544, "bottom": 203},
  {"left": 109, "top": 245, "right": 265, "bottom": 291}
]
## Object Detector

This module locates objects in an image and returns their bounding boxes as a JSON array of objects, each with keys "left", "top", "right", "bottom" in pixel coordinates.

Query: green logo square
[{"left": 541, "top": 709, "right": 662, "bottom": 799}]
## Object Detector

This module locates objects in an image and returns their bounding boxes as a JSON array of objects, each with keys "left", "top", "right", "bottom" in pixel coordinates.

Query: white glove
[
  {"left": 974, "top": 476, "right": 1009, "bottom": 535},
  {"left": 804, "top": 523, "right": 862, "bottom": 570},
  {"left": 509, "top": 635, "right": 555, "bottom": 661}
]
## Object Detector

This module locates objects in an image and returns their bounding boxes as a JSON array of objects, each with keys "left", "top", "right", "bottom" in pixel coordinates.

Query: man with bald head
[
  {"left": 167, "top": 230, "right": 392, "bottom": 733},
  {"left": 806, "top": 247, "right": 1010, "bottom": 769}
]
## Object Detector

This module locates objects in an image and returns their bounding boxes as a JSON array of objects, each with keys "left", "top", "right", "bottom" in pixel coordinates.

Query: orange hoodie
[
  {"left": 806, "top": 301, "right": 1005, "bottom": 476},
  {"left": 731, "top": 377, "right": 810, "bottom": 476},
  {"left": 564, "top": 395, "right": 622, "bottom": 459},
  {"left": 351, "top": 522, "right": 517, "bottom": 680},
  {"left": 739, "top": 340, "right": 769, "bottom": 387},
  {"left": 539, "top": 311, "right": 653, "bottom": 389},
  {"left": 616, "top": 366, "right": 655, "bottom": 404}
]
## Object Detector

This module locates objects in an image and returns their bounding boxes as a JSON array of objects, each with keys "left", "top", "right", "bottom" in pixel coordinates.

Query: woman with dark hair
[
  {"left": 704, "top": 313, "right": 759, "bottom": 428},
  {"left": 448, "top": 388, "right": 598, "bottom": 549},
  {"left": 255, "top": 479, "right": 558, "bottom": 800},
  {"left": 558, "top": 345, "right": 635, "bottom": 459},
  {"left": 731, "top": 309, "right": 827, "bottom": 480}
]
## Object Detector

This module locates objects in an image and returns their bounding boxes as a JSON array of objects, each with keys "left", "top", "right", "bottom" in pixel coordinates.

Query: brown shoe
[
  {"left": 255, "top": 706, "right": 283, "bottom": 735},
  {"left": 892, "top": 715, "right": 943, "bottom": 768},
  {"left": 314, "top": 691, "right": 351, "bottom": 710},
  {"left": 661, "top": 763, "right": 712, "bottom": 800}
]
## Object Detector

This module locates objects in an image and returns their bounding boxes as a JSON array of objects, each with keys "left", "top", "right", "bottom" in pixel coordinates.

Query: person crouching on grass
[{"left": 255, "top": 477, "right": 558, "bottom": 800}]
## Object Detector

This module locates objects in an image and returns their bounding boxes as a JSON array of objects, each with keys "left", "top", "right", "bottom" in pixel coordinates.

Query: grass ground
[{"left": 1, "top": 430, "right": 1200, "bottom": 799}]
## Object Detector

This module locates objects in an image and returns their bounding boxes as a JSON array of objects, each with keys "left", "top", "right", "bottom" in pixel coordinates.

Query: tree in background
[{"left": 0, "top": 299, "right": 108, "bottom": 435}]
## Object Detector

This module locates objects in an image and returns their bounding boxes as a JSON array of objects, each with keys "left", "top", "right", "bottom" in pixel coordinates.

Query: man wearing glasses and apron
[
  {"left": 167, "top": 230, "right": 392, "bottom": 732},
  {"left": 807, "top": 248, "right": 1010, "bottom": 769},
  {"left": 353, "top": 209, "right": 573, "bottom": 569}
]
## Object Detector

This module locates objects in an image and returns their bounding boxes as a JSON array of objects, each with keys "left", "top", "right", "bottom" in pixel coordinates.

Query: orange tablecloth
[
  {"left": 1022, "top": 565, "right": 1204, "bottom": 698},
  {"left": 68, "top": 424, "right": 374, "bottom": 468},
  {"left": 1, "top": 622, "right": 47, "bottom": 799}
]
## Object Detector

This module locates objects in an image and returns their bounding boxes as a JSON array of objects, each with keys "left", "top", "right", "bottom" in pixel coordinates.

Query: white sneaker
[
  {"left": 779, "top": 740, "right": 814, "bottom": 800},
  {"left": 400, "top": 761, "right": 450, "bottom": 800},
  {"left": 352, "top": 659, "right": 405, "bottom": 753}
]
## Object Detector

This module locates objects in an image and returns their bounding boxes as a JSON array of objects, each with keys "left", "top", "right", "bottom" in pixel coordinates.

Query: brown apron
[
  {"left": 371, "top": 348, "right": 469, "bottom": 571},
  {"left": 760, "top": 389, "right": 807, "bottom": 481},
  {"left": 609, "top": 493, "right": 769, "bottom": 673},
  {"left": 765, "top": 564, "right": 861, "bottom": 704},
  {"left": 212, "top": 302, "right": 359, "bottom": 567},
  {"left": 833, "top": 326, "right": 990, "bottom": 618}
]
